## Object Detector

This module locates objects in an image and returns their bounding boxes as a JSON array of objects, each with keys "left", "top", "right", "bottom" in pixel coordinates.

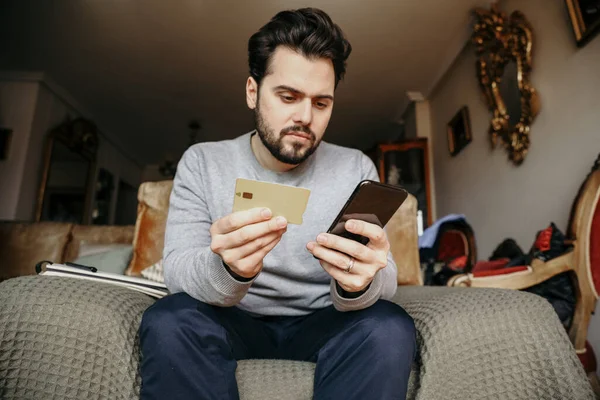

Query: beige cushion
[
  {"left": 126, "top": 180, "right": 173, "bottom": 276},
  {"left": 64, "top": 224, "right": 135, "bottom": 262},
  {"left": 388, "top": 194, "right": 423, "bottom": 286},
  {"left": 140, "top": 259, "right": 165, "bottom": 282}
]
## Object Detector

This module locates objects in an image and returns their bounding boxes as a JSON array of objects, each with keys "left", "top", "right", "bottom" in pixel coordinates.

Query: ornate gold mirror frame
[{"left": 472, "top": 4, "right": 540, "bottom": 165}]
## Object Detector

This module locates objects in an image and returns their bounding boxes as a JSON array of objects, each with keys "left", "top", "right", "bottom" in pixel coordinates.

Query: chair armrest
[
  {"left": 447, "top": 252, "right": 573, "bottom": 289},
  {"left": 0, "top": 276, "right": 155, "bottom": 398}
]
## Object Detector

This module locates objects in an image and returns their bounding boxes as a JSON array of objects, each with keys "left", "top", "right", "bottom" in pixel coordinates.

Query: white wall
[
  {"left": 0, "top": 81, "right": 39, "bottom": 220},
  {"left": 428, "top": 0, "right": 600, "bottom": 370}
]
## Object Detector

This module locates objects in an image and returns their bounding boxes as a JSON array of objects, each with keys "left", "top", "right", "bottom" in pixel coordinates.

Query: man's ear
[{"left": 246, "top": 77, "right": 258, "bottom": 110}]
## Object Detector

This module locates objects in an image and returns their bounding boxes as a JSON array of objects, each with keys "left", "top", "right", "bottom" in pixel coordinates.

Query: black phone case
[{"left": 326, "top": 180, "right": 408, "bottom": 245}]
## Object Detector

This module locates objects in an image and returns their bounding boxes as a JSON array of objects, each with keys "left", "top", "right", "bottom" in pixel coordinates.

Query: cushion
[
  {"left": 0, "top": 221, "right": 73, "bottom": 281},
  {"left": 437, "top": 230, "right": 468, "bottom": 261},
  {"left": 0, "top": 277, "right": 593, "bottom": 399},
  {"left": 140, "top": 259, "right": 165, "bottom": 283},
  {"left": 126, "top": 180, "right": 173, "bottom": 276},
  {"left": 74, "top": 243, "right": 133, "bottom": 275},
  {"left": 387, "top": 194, "right": 423, "bottom": 285},
  {"left": 0, "top": 276, "right": 155, "bottom": 398},
  {"left": 236, "top": 360, "right": 315, "bottom": 398},
  {"left": 64, "top": 224, "right": 135, "bottom": 262}
]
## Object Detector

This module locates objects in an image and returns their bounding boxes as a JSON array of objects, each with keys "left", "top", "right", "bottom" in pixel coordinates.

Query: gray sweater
[{"left": 163, "top": 132, "right": 398, "bottom": 316}]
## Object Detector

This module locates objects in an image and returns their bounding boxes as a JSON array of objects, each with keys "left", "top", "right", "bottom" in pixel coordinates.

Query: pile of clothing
[{"left": 420, "top": 219, "right": 576, "bottom": 329}]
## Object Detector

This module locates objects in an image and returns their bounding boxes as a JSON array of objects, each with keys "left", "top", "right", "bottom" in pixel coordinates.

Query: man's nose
[{"left": 292, "top": 99, "right": 313, "bottom": 126}]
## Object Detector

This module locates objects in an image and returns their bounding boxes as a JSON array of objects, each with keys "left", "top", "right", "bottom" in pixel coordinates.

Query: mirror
[
  {"left": 472, "top": 4, "right": 540, "bottom": 165},
  {"left": 498, "top": 61, "right": 522, "bottom": 129},
  {"left": 36, "top": 118, "right": 98, "bottom": 224}
]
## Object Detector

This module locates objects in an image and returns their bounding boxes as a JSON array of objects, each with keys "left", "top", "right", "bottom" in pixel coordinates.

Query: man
[{"left": 140, "top": 7, "right": 415, "bottom": 400}]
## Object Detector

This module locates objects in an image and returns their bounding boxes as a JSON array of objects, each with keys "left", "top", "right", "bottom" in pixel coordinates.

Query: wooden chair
[
  {"left": 420, "top": 218, "right": 478, "bottom": 285},
  {"left": 435, "top": 220, "right": 478, "bottom": 271},
  {"left": 448, "top": 154, "right": 600, "bottom": 391}
]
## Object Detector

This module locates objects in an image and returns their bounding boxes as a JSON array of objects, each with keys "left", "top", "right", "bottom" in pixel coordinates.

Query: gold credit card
[{"left": 232, "top": 178, "right": 311, "bottom": 225}]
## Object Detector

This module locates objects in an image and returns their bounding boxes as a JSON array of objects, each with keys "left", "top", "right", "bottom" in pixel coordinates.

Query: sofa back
[
  {"left": 0, "top": 221, "right": 134, "bottom": 281},
  {"left": 0, "top": 221, "right": 73, "bottom": 281}
]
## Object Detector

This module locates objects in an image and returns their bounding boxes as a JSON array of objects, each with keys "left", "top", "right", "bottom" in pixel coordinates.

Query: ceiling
[{"left": 0, "top": 0, "right": 493, "bottom": 166}]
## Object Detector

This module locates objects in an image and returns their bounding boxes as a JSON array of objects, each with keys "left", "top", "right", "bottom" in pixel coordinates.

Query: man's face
[{"left": 247, "top": 46, "right": 336, "bottom": 165}]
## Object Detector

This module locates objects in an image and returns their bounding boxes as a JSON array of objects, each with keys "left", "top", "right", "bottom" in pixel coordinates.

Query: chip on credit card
[{"left": 232, "top": 178, "right": 311, "bottom": 225}]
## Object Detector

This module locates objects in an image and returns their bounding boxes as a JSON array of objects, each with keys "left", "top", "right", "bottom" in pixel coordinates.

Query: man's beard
[{"left": 254, "top": 102, "right": 321, "bottom": 165}]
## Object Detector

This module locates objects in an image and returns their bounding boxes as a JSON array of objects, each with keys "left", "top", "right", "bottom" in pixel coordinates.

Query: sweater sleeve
[
  {"left": 330, "top": 152, "right": 399, "bottom": 312},
  {"left": 163, "top": 146, "right": 255, "bottom": 306}
]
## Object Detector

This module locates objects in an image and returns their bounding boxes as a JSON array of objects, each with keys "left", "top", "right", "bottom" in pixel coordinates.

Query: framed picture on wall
[
  {"left": 566, "top": 0, "right": 600, "bottom": 47},
  {"left": 447, "top": 106, "right": 472, "bottom": 157}
]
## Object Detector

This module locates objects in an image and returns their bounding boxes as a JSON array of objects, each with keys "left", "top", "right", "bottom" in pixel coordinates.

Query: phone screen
[{"left": 326, "top": 180, "right": 408, "bottom": 245}]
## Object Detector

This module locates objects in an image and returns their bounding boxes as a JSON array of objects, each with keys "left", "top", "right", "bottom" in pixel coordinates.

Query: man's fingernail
[
  {"left": 317, "top": 234, "right": 327, "bottom": 244},
  {"left": 261, "top": 208, "right": 272, "bottom": 218},
  {"left": 346, "top": 221, "right": 356, "bottom": 230},
  {"left": 276, "top": 216, "right": 287, "bottom": 227},
  {"left": 307, "top": 242, "right": 315, "bottom": 251}
]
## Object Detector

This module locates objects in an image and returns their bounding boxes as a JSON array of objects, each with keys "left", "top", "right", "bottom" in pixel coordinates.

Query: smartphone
[{"left": 326, "top": 180, "right": 409, "bottom": 246}]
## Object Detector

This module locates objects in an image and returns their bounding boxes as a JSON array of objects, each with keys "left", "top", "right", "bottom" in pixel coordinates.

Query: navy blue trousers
[{"left": 139, "top": 293, "right": 416, "bottom": 400}]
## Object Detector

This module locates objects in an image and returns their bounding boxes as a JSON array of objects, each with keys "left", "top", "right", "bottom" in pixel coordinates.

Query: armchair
[{"left": 448, "top": 154, "right": 600, "bottom": 392}]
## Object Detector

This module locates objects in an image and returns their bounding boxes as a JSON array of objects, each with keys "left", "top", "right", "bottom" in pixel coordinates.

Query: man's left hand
[{"left": 307, "top": 219, "right": 390, "bottom": 293}]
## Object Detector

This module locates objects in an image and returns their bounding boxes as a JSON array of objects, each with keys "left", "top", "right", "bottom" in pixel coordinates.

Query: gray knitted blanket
[{"left": 0, "top": 276, "right": 593, "bottom": 399}]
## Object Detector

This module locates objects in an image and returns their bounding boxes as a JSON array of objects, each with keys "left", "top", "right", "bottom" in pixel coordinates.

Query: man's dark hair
[{"left": 248, "top": 8, "right": 352, "bottom": 88}]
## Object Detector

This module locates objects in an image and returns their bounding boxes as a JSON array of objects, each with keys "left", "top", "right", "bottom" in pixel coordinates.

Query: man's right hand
[{"left": 209, "top": 208, "right": 288, "bottom": 279}]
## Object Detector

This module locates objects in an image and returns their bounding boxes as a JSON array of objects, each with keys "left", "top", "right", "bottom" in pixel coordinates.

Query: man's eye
[
  {"left": 315, "top": 102, "right": 328, "bottom": 109},
  {"left": 280, "top": 95, "right": 295, "bottom": 103}
]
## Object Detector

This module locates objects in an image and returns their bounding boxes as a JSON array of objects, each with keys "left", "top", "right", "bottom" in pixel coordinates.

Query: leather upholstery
[
  {"left": 126, "top": 180, "right": 173, "bottom": 276},
  {"left": 0, "top": 221, "right": 135, "bottom": 281},
  {"left": 0, "top": 221, "right": 73, "bottom": 281},
  {"left": 387, "top": 194, "right": 423, "bottom": 285}
]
